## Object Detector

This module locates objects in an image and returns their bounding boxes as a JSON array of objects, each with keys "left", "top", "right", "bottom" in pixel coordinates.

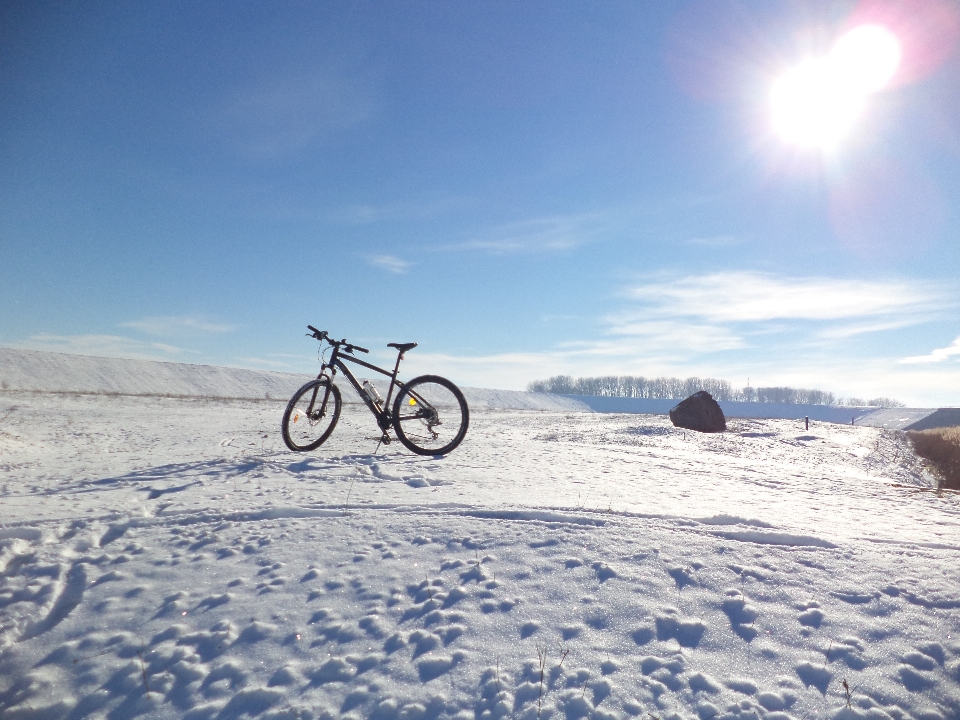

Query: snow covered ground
[{"left": 1, "top": 387, "right": 959, "bottom": 720}]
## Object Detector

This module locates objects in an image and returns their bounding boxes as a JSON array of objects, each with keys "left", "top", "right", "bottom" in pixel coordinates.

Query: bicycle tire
[
  {"left": 392, "top": 375, "right": 469, "bottom": 455},
  {"left": 281, "top": 379, "right": 341, "bottom": 451}
]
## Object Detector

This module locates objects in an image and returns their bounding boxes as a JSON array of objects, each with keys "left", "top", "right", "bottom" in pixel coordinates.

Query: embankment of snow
[
  {"left": 0, "top": 348, "right": 310, "bottom": 400},
  {"left": 0, "top": 348, "right": 589, "bottom": 412},
  {"left": 460, "top": 387, "right": 589, "bottom": 412}
]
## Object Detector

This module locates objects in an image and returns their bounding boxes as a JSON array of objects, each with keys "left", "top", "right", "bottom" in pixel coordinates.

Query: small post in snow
[{"left": 805, "top": 416, "right": 809, "bottom": 431}]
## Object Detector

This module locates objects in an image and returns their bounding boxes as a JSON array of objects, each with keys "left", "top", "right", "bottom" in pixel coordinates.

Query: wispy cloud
[
  {"left": 368, "top": 255, "right": 411, "bottom": 274},
  {"left": 601, "top": 318, "right": 744, "bottom": 352},
  {"left": 445, "top": 214, "right": 602, "bottom": 255},
  {"left": 817, "top": 319, "right": 927, "bottom": 340},
  {"left": 11, "top": 334, "right": 192, "bottom": 361},
  {"left": 208, "top": 68, "right": 372, "bottom": 159},
  {"left": 402, "top": 272, "right": 957, "bottom": 404},
  {"left": 686, "top": 235, "right": 743, "bottom": 248},
  {"left": 121, "top": 316, "right": 235, "bottom": 336},
  {"left": 900, "top": 336, "right": 960, "bottom": 364},
  {"left": 623, "top": 272, "right": 945, "bottom": 324},
  {"left": 329, "top": 196, "right": 465, "bottom": 225}
]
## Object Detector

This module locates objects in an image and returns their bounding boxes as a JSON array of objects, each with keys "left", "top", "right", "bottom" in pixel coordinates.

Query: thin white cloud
[
  {"left": 446, "top": 214, "right": 602, "bottom": 255},
  {"left": 624, "top": 272, "right": 945, "bottom": 323},
  {"left": 11, "top": 334, "right": 192, "bottom": 361},
  {"left": 686, "top": 235, "right": 742, "bottom": 248},
  {"left": 900, "top": 336, "right": 960, "bottom": 364},
  {"left": 329, "top": 197, "right": 464, "bottom": 225},
  {"left": 121, "top": 316, "right": 235, "bottom": 336},
  {"left": 402, "top": 272, "right": 955, "bottom": 400},
  {"left": 208, "top": 68, "right": 372, "bottom": 159},
  {"left": 368, "top": 255, "right": 411, "bottom": 274},
  {"left": 816, "top": 318, "right": 926, "bottom": 340},
  {"left": 601, "top": 318, "right": 744, "bottom": 352}
]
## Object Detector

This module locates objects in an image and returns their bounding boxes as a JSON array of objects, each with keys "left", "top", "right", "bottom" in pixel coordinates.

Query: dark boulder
[{"left": 669, "top": 391, "right": 726, "bottom": 433}]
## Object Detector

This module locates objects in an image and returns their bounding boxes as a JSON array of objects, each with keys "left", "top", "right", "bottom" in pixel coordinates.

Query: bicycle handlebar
[{"left": 305, "top": 325, "right": 368, "bottom": 354}]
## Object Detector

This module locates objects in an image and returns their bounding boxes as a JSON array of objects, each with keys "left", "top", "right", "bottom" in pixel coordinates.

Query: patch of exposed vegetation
[{"left": 908, "top": 426, "right": 960, "bottom": 490}]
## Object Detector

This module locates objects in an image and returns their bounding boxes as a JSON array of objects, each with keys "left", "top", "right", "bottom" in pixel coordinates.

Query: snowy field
[{"left": 1, "top": 390, "right": 959, "bottom": 720}]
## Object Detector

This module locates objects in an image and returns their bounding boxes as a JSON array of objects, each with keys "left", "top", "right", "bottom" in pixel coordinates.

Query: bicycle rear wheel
[
  {"left": 282, "top": 379, "right": 341, "bottom": 451},
  {"left": 392, "top": 375, "right": 469, "bottom": 455}
]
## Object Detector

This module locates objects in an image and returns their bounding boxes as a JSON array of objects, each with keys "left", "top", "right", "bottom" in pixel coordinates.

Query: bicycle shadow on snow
[
  {"left": 285, "top": 452, "right": 448, "bottom": 488},
  {"left": 37, "top": 458, "right": 272, "bottom": 500}
]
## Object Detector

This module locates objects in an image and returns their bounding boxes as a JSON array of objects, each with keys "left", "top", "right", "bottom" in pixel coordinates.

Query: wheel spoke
[
  {"left": 282, "top": 380, "right": 341, "bottom": 451},
  {"left": 392, "top": 375, "right": 468, "bottom": 455}
]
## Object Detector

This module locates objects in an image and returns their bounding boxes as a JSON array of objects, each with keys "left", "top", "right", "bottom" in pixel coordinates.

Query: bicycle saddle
[{"left": 388, "top": 342, "right": 418, "bottom": 353}]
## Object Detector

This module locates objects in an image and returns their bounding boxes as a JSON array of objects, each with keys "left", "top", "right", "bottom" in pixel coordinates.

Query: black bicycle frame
[{"left": 318, "top": 344, "right": 407, "bottom": 432}]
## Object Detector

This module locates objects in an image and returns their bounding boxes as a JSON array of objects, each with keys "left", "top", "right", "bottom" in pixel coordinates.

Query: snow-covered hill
[{"left": 0, "top": 348, "right": 589, "bottom": 412}]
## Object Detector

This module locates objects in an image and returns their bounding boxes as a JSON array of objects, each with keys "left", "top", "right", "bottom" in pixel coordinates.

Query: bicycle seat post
[{"left": 390, "top": 346, "right": 404, "bottom": 379}]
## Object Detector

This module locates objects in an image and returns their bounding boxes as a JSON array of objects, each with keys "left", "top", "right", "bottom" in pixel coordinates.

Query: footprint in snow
[
  {"left": 829, "top": 638, "right": 867, "bottom": 670},
  {"left": 19, "top": 562, "right": 87, "bottom": 641},
  {"left": 529, "top": 537, "right": 560, "bottom": 549},
  {"left": 591, "top": 561, "right": 617, "bottom": 582},
  {"left": 795, "top": 661, "right": 832, "bottom": 693},
  {"left": 195, "top": 593, "right": 231, "bottom": 611},
  {"left": 798, "top": 602, "right": 825, "bottom": 628},
  {"left": 756, "top": 690, "right": 797, "bottom": 712},
  {"left": 267, "top": 666, "right": 299, "bottom": 687},
  {"left": 721, "top": 590, "right": 759, "bottom": 641},
  {"left": 688, "top": 672, "right": 722, "bottom": 694},
  {"left": 667, "top": 565, "right": 696, "bottom": 589},
  {"left": 308, "top": 657, "right": 355, "bottom": 685},
  {"left": 98, "top": 522, "right": 129, "bottom": 547},
  {"left": 236, "top": 620, "right": 275, "bottom": 643},
  {"left": 725, "top": 677, "right": 758, "bottom": 694},
  {"left": 409, "top": 629, "right": 440, "bottom": 658},
  {"left": 654, "top": 609, "right": 707, "bottom": 648}
]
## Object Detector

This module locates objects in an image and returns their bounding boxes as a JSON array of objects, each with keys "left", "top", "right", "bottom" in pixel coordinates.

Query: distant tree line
[{"left": 526, "top": 375, "right": 904, "bottom": 407}]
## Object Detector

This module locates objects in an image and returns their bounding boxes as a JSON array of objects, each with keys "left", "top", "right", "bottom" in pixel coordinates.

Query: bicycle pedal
[{"left": 380, "top": 434, "right": 392, "bottom": 445}]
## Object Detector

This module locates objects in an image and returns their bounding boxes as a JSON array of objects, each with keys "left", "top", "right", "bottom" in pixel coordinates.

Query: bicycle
[{"left": 281, "top": 326, "right": 469, "bottom": 456}]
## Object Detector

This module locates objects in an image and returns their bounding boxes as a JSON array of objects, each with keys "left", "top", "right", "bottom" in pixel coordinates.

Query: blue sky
[{"left": 2, "top": 0, "right": 959, "bottom": 405}]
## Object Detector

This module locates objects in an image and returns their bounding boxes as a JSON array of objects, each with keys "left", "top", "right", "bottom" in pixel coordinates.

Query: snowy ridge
[
  {"left": 0, "top": 348, "right": 588, "bottom": 412},
  {"left": 460, "top": 387, "right": 590, "bottom": 412},
  {"left": 0, "top": 348, "right": 308, "bottom": 400}
]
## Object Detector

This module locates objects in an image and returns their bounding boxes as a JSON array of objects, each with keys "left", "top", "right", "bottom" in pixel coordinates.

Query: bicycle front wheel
[
  {"left": 281, "top": 379, "right": 341, "bottom": 451},
  {"left": 392, "top": 375, "right": 469, "bottom": 455}
]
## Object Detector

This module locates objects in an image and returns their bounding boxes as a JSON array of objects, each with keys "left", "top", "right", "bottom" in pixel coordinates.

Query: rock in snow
[{"left": 669, "top": 390, "right": 727, "bottom": 433}]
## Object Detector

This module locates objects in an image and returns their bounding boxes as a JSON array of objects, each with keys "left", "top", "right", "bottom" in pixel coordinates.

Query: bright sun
[{"left": 772, "top": 25, "right": 901, "bottom": 148}]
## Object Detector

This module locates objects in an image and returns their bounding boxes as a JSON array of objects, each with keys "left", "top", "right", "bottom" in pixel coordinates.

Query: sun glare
[{"left": 772, "top": 24, "right": 901, "bottom": 149}]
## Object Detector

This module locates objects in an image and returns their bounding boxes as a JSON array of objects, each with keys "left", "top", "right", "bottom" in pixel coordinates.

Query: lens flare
[
  {"left": 831, "top": 24, "right": 901, "bottom": 92},
  {"left": 771, "top": 24, "right": 901, "bottom": 148}
]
